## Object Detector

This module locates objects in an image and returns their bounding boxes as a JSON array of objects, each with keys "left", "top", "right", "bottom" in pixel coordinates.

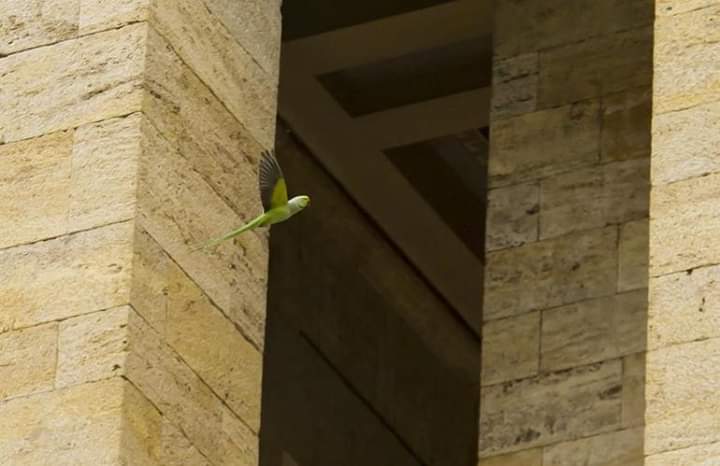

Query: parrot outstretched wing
[{"left": 259, "top": 150, "right": 288, "bottom": 211}]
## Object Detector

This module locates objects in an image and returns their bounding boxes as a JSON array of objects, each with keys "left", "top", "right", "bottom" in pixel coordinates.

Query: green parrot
[{"left": 197, "top": 149, "right": 310, "bottom": 250}]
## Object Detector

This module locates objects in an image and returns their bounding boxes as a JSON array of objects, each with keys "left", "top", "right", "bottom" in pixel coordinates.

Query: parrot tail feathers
[{"left": 192, "top": 213, "right": 268, "bottom": 252}]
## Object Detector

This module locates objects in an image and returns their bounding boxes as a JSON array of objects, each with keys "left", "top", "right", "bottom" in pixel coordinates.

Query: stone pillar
[
  {"left": 479, "top": 0, "right": 653, "bottom": 464},
  {"left": 645, "top": 2, "right": 720, "bottom": 464},
  {"left": 0, "top": 1, "right": 280, "bottom": 464}
]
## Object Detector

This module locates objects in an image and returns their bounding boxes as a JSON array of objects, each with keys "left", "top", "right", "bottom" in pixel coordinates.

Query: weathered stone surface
[
  {"left": 0, "top": 23, "right": 145, "bottom": 144},
  {"left": 137, "top": 117, "right": 267, "bottom": 348},
  {"left": 619, "top": 219, "right": 649, "bottom": 292},
  {"left": 0, "top": 221, "right": 133, "bottom": 332},
  {"left": 650, "top": 172, "right": 720, "bottom": 276},
  {"left": 0, "top": 323, "right": 57, "bottom": 401},
  {"left": 652, "top": 100, "right": 720, "bottom": 185},
  {"left": 656, "top": 0, "right": 720, "bottom": 16},
  {"left": 56, "top": 307, "right": 130, "bottom": 389},
  {"left": 477, "top": 449, "right": 542, "bottom": 466},
  {"left": 484, "top": 227, "right": 617, "bottom": 320},
  {"left": 541, "top": 291, "right": 646, "bottom": 371},
  {"left": 131, "top": 228, "right": 262, "bottom": 430},
  {"left": 204, "top": 0, "right": 282, "bottom": 79},
  {"left": 649, "top": 265, "right": 720, "bottom": 350},
  {"left": 143, "top": 28, "right": 264, "bottom": 218},
  {"left": 486, "top": 182, "right": 539, "bottom": 251},
  {"left": 0, "top": 379, "right": 124, "bottom": 465},
  {"left": 1, "top": 0, "right": 80, "bottom": 56},
  {"left": 543, "top": 428, "right": 644, "bottom": 466},
  {"left": 491, "top": 53, "right": 538, "bottom": 121},
  {"left": 482, "top": 312, "right": 539, "bottom": 386},
  {"left": 69, "top": 114, "right": 141, "bottom": 231},
  {"left": 489, "top": 101, "right": 600, "bottom": 187},
  {"left": 0, "top": 115, "right": 139, "bottom": 250},
  {"left": 0, "top": 131, "right": 74, "bottom": 249},
  {"left": 479, "top": 360, "right": 622, "bottom": 456},
  {"left": 78, "top": 0, "right": 149, "bottom": 35},
  {"left": 646, "top": 441, "right": 720, "bottom": 466},
  {"left": 495, "top": 0, "right": 653, "bottom": 58},
  {"left": 538, "top": 27, "right": 653, "bottom": 109},
  {"left": 645, "top": 337, "right": 720, "bottom": 454},
  {"left": 622, "top": 352, "right": 645, "bottom": 428},
  {"left": 601, "top": 87, "right": 652, "bottom": 162},
  {"left": 654, "top": 5, "right": 720, "bottom": 114},
  {"left": 539, "top": 159, "right": 649, "bottom": 239},
  {"left": 125, "top": 308, "right": 258, "bottom": 465}
]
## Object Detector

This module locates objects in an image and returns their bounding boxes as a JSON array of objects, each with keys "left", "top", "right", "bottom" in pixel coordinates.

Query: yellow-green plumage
[{"left": 195, "top": 150, "right": 310, "bottom": 251}]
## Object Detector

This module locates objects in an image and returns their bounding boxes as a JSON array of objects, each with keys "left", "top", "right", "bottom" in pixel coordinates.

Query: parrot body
[{"left": 197, "top": 150, "right": 310, "bottom": 250}]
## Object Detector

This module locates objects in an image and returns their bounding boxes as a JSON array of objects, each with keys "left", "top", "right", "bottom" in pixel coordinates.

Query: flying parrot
[{"left": 196, "top": 149, "right": 310, "bottom": 250}]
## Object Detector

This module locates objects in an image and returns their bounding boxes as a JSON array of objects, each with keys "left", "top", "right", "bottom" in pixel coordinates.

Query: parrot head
[{"left": 289, "top": 195, "right": 311, "bottom": 212}]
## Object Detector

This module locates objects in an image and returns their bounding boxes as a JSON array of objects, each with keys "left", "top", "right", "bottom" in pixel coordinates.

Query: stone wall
[
  {"left": 479, "top": 0, "right": 653, "bottom": 464},
  {"left": 261, "top": 127, "right": 481, "bottom": 466},
  {"left": 0, "top": 1, "right": 280, "bottom": 464},
  {"left": 645, "top": 2, "right": 720, "bottom": 464}
]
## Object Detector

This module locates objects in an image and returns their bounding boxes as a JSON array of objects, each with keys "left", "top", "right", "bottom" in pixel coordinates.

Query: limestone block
[
  {"left": 656, "top": 0, "right": 720, "bottom": 16},
  {"left": 137, "top": 118, "right": 267, "bottom": 348},
  {"left": 646, "top": 441, "right": 720, "bottom": 466},
  {"left": 645, "top": 337, "right": 720, "bottom": 454},
  {"left": 0, "top": 23, "right": 146, "bottom": 144},
  {"left": 622, "top": 352, "right": 645, "bottom": 428},
  {"left": 654, "top": 5, "right": 720, "bottom": 114},
  {"left": 649, "top": 265, "right": 720, "bottom": 350},
  {"left": 495, "top": 0, "right": 653, "bottom": 58},
  {"left": 481, "top": 312, "right": 539, "bottom": 386},
  {"left": 489, "top": 101, "right": 601, "bottom": 187},
  {"left": 0, "top": 323, "right": 57, "bottom": 401},
  {"left": 601, "top": 87, "right": 652, "bottom": 162},
  {"left": 491, "top": 53, "right": 538, "bottom": 121},
  {"left": 479, "top": 360, "right": 622, "bottom": 456},
  {"left": 1, "top": 0, "right": 80, "bottom": 56},
  {"left": 543, "top": 428, "right": 644, "bottom": 466},
  {"left": 0, "top": 222, "right": 133, "bottom": 332},
  {"left": 541, "top": 291, "right": 646, "bottom": 371},
  {"left": 131, "top": 228, "right": 262, "bottom": 430},
  {"left": 486, "top": 182, "right": 539, "bottom": 251},
  {"left": 143, "top": 28, "right": 263, "bottom": 218},
  {"left": 0, "top": 379, "right": 124, "bottom": 465},
  {"left": 652, "top": 100, "right": 720, "bottom": 185},
  {"left": 538, "top": 27, "right": 653, "bottom": 109},
  {"left": 540, "top": 159, "right": 649, "bottom": 239},
  {"left": 650, "top": 172, "right": 720, "bottom": 276},
  {"left": 125, "top": 308, "right": 258, "bottom": 465},
  {"left": 56, "top": 306, "right": 130, "bottom": 388},
  {"left": 477, "top": 449, "right": 542, "bottom": 466},
  {"left": 484, "top": 227, "right": 617, "bottom": 320},
  {"left": 79, "top": 0, "right": 150, "bottom": 35},
  {"left": 619, "top": 219, "right": 649, "bottom": 292}
]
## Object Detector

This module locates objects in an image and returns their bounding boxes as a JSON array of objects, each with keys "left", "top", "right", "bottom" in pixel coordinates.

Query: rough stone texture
[
  {"left": 485, "top": 182, "right": 539, "bottom": 251},
  {"left": 648, "top": 265, "right": 720, "bottom": 350},
  {"left": 543, "top": 428, "right": 644, "bottom": 466},
  {"left": 623, "top": 353, "right": 646, "bottom": 429},
  {"left": 56, "top": 307, "right": 130, "bottom": 389},
  {"left": 645, "top": 337, "right": 720, "bottom": 455},
  {"left": 541, "top": 291, "right": 647, "bottom": 371},
  {"left": 491, "top": 53, "right": 538, "bottom": 121},
  {"left": 477, "top": 449, "right": 542, "bottom": 466},
  {"left": 0, "top": 222, "right": 134, "bottom": 332},
  {"left": 538, "top": 27, "right": 653, "bottom": 109},
  {"left": 479, "top": 360, "right": 623, "bottom": 457},
  {"left": 0, "top": 379, "right": 125, "bottom": 465},
  {"left": 481, "top": 312, "right": 539, "bottom": 386},
  {"left": 650, "top": 171, "right": 720, "bottom": 276},
  {"left": 484, "top": 227, "right": 617, "bottom": 321},
  {"left": 601, "top": 88, "right": 652, "bottom": 162},
  {"left": 0, "top": 23, "right": 146, "bottom": 144},
  {"left": 619, "top": 219, "right": 649, "bottom": 292},
  {"left": 0, "top": 323, "right": 57, "bottom": 401},
  {"left": 539, "top": 159, "right": 649, "bottom": 239},
  {"left": 646, "top": 441, "right": 720, "bottom": 466},
  {"left": 489, "top": 101, "right": 601, "bottom": 187},
  {"left": 0, "top": 0, "right": 80, "bottom": 56}
]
